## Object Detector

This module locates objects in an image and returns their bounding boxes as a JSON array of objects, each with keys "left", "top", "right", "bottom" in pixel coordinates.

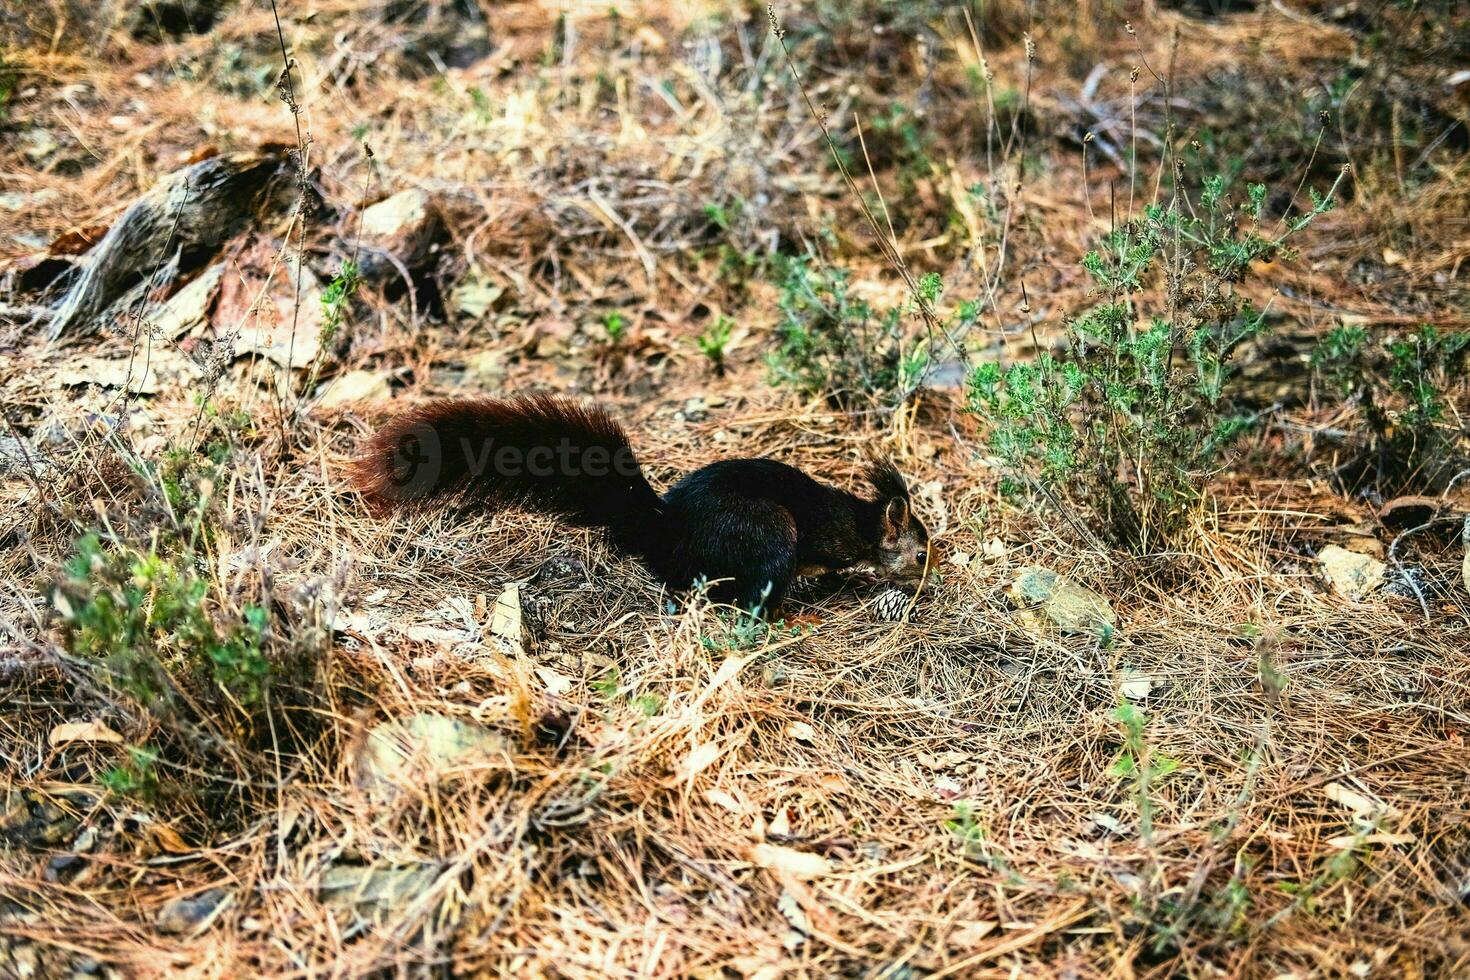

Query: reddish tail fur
[{"left": 351, "top": 395, "right": 665, "bottom": 556}]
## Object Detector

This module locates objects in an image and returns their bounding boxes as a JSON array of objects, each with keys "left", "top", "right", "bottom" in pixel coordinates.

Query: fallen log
[{"left": 47, "top": 148, "right": 297, "bottom": 340}]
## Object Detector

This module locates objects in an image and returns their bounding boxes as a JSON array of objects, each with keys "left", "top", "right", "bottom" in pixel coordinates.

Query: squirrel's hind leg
[
  {"left": 687, "top": 498, "right": 797, "bottom": 619},
  {"left": 735, "top": 559, "right": 793, "bottom": 619}
]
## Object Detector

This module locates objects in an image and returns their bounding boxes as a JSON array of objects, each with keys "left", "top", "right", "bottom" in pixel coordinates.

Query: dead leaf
[
  {"left": 787, "top": 721, "right": 816, "bottom": 743},
  {"left": 679, "top": 741, "right": 724, "bottom": 782},
  {"left": 933, "top": 775, "right": 963, "bottom": 801},
  {"left": 48, "top": 721, "right": 124, "bottom": 747},
  {"left": 1323, "top": 781, "right": 1400, "bottom": 819},
  {"left": 49, "top": 224, "right": 110, "bottom": 256},
  {"left": 777, "top": 888, "right": 810, "bottom": 938},
  {"left": 752, "top": 843, "right": 832, "bottom": 880},
  {"left": 149, "top": 821, "right": 193, "bottom": 855},
  {"left": 951, "top": 920, "right": 998, "bottom": 945},
  {"left": 1327, "top": 831, "right": 1415, "bottom": 849},
  {"left": 355, "top": 712, "right": 510, "bottom": 795},
  {"left": 487, "top": 583, "right": 525, "bottom": 656},
  {"left": 1119, "top": 669, "right": 1156, "bottom": 700},
  {"left": 534, "top": 665, "right": 572, "bottom": 697},
  {"left": 705, "top": 789, "right": 742, "bottom": 813}
]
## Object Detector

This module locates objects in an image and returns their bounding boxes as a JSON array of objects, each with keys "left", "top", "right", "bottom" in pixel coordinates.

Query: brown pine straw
[{"left": 2, "top": 0, "right": 1469, "bottom": 976}]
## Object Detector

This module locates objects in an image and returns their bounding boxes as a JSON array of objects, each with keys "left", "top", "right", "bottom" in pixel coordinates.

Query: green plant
[
  {"left": 601, "top": 310, "right": 626, "bottom": 344},
  {"left": 630, "top": 692, "right": 663, "bottom": 717},
  {"left": 968, "top": 169, "right": 1344, "bottom": 552},
  {"left": 768, "top": 254, "right": 910, "bottom": 408},
  {"left": 944, "top": 803, "right": 992, "bottom": 863},
  {"left": 55, "top": 533, "right": 273, "bottom": 712},
  {"left": 696, "top": 315, "right": 734, "bottom": 374},
  {"left": 1268, "top": 824, "right": 1373, "bottom": 927},
  {"left": 1312, "top": 322, "right": 1470, "bottom": 492},
  {"left": 1109, "top": 700, "right": 1179, "bottom": 844},
  {"left": 319, "top": 259, "right": 360, "bottom": 347},
  {"left": 101, "top": 745, "right": 160, "bottom": 801},
  {"left": 860, "top": 100, "right": 937, "bottom": 199}
]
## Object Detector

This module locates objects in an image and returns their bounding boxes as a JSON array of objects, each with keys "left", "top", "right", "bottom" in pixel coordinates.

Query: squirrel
[{"left": 351, "top": 394, "right": 932, "bottom": 614}]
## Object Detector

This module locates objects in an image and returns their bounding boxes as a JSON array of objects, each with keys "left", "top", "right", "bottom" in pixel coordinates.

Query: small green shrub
[
  {"left": 319, "top": 259, "right": 360, "bottom": 348},
  {"left": 55, "top": 533, "right": 273, "bottom": 713},
  {"left": 1110, "top": 700, "right": 1179, "bottom": 843},
  {"left": 101, "top": 745, "right": 160, "bottom": 801},
  {"left": 696, "top": 315, "right": 734, "bottom": 375},
  {"left": 601, "top": 310, "right": 627, "bottom": 344},
  {"left": 1312, "top": 323, "right": 1470, "bottom": 492},
  {"left": 967, "top": 171, "right": 1343, "bottom": 552},
  {"left": 769, "top": 254, "right": 958, "bottom": 409}
]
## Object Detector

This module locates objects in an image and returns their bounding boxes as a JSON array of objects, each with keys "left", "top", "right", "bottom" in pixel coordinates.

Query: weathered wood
[{"left": 47, "top": 149, "right": 296, "bottom": 340}]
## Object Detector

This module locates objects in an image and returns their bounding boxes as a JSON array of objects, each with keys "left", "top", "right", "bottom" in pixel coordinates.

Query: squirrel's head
[{"left": 867, "top": 460, "right": 931, "bottom": 583}]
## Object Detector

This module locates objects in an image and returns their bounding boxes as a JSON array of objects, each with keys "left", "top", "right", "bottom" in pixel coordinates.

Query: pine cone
[{"left": 874, "top": 588, "right": 912, "bottom": 622}]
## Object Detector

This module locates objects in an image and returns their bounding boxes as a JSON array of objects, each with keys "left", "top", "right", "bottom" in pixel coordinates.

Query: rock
[
  {"left": 536, "top": 555, "right": 585, "bottom": 582},
  {"left": 451, "top": 271, "right": 505, "bottom": 320},
  {"left": 0, "top": 189, "right": 59, "bottom": 212},
  {"left": 0, "top": 436, "right": 50, "bottom": 477},
  {"left": 1379, "top": 495, "right": 1440, "bottom": 532},
  {"left": 150, "top": 262, "right": 226, "bottom": 339},
  {"left": 44, "top": 853, "right": 86, "bottom": 884},
  {"left": 357, "top": 189, "right": 441, "bottom": 279},
  {"left": 1119, "top": 668, "right": 1156, "bottom": 700},
  {"left": 354, "top": 712, "right": 510, "bottom": 795},
  {"left": 212, "top": 246, "right": 323, "bottom": 368},
  {"left": 1, "top": 790, "right": 80, "bottom": 849},
  {"left": 1318, "top": 545, "right": 1386, "bottom": 601},
  {"left": 1009, "top": 566, "right": 1117, "bottom": 638},
  {"left": 156, "top": 888, "right": 230, "bottom": 936},
  {"left": 316, "top": 370, "right": 390, "bottom": 409},
  {"left": 462, "top": 349, "right": 507, "bottom": 390},
  {"left": 22, "top": 129, "right": 60, "bottom": 162},
  {"left": 320, "top": 863, "right": 440, "bottom": 922},
  {"left": 55, "top": 352, "right": 199, "bottom": 394}
]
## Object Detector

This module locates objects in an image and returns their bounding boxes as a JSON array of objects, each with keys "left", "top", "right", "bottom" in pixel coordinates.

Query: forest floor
[{"left": 1, "top": 1, "right": 1468, "bottom": 977}]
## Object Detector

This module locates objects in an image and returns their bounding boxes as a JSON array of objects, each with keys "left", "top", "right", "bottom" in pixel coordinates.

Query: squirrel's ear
[{"left": 882, "top": 497, "right": 909, "bottom": 542}]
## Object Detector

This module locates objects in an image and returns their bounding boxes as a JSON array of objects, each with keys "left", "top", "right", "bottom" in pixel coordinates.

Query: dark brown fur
[{"left": 353, "top": 395, "right": 930, "bottom": 613}]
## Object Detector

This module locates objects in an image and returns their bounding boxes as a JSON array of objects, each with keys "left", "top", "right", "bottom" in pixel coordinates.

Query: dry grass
[{"left": 3, "top": 1, "right": 1469, "bottom": 977}]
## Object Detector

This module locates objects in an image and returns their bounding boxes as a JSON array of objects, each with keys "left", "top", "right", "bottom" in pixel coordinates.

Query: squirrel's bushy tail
[{"left": 352, "top": 395, "right": 666, "bottom": 558}]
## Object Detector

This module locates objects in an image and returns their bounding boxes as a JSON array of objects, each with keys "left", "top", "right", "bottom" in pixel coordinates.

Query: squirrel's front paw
[{"left": 874, "top": 588, "right": 913, "bottom": 622}]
